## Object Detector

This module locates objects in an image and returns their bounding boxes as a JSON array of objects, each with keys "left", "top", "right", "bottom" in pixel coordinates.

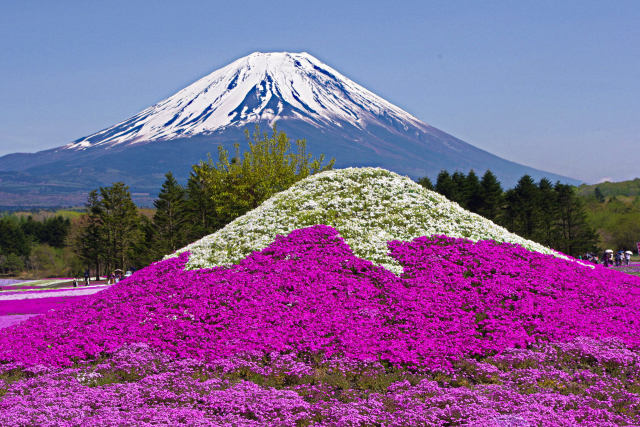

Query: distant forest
[{"left": 1, "top": 130, "right": 638, "bottom": 277}]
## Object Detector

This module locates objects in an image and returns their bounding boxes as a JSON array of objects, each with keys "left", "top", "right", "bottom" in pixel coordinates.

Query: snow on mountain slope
[{"left": 66, "top": 52, "right": 429, "bottom": 150}]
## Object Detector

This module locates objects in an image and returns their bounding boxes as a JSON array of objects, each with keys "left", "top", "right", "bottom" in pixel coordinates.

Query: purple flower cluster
[{"left": 0, "top": 225, "right": 639, "bottom": 424}]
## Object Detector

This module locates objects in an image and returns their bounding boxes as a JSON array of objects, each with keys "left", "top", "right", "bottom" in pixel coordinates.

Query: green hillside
[{"left": 577, "top": 178, "right": 640, "bottom": 198}]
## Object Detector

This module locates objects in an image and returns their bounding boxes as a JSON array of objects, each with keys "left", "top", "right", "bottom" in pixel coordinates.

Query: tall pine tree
[
  {"left": 503, "top": 175, "right": 540, "bottom": 239},
  {"left": 451, "top": 172, "right": 467, "bottom": 207},
  {"left": 435, "top": 170, "right": 456, "bottom": 201},
  {"left": 100, "top": 182, "right": 142, "bottom": 271},
  {"left": 184, "top": 163, "right": 220, "bottom": 241},
  {"left": 417, "top": 176, "right": 434, "bottom": 191},
  {"left": 74, "top": 190, "right": 105, "bottom": 279},
  {"left": 478, "top": 170, "right": 503, "bottom": 222},
  {"left": 535, "top": 178, "right": 558, "bottom": 247},
  {"left": 554, "top": 183, "right": 598, "bottom": 256},
  {"left": 463, "top": 170, "right": 483, "bottom": 214},
  {"left": 152, "top": 172, "right": 187, "bottom": 256}
]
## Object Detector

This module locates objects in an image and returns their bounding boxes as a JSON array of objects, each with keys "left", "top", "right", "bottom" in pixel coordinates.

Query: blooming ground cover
[
  {"left": 170, "top": 167, "right": 558, "bottom": 274},
  {"left": 1, "top": 225, "right": 639, "bottom": 425}
]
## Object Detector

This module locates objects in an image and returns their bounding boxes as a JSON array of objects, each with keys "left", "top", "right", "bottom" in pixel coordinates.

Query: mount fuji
[{"left": 0, "top": 52, "right": 578, "bottom": 207}]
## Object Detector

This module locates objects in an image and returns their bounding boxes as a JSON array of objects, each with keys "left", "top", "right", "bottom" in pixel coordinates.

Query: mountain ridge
[
  {"left": 0, "top": 51, "right": 580, "bottom": 207},
  {"left": 64, "top": 52, "right": 429, "bottom": 150}
]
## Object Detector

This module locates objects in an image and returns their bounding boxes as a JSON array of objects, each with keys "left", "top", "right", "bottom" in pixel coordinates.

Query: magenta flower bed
[{"left": 0, "top": 225, "right": 639, "bottom": 425}]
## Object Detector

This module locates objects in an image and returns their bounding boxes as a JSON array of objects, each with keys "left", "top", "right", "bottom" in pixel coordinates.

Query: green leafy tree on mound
[{"left": 198, "top": 125, "right": 334, "bottom": 227}]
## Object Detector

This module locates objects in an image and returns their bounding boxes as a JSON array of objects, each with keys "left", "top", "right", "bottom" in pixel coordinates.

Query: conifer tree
[
  {"left": 554, "top": 183, "right": 598, "bottom": 256},
  {"left": 417, "top": 176, "right": 434, "bottom": 191},
  {"left": 152, "top": 172, "right": 187, "bottom": 256},
  {"left": 435, "top": 170, "right": 456, "bottom": 201},
  {"left": 535, "top": 178, "right": 558, "bottom": 247},
  {"left": 184, "top": 162, "right": 221, "bottom": 240},
  {"left": 478, "top": 170, "right": 503, "bottom": 222},
  {"left": 464, "top": 170, "right": 483, "bottom": 214},
  {"left": 74, "top": 190, "right": 106, "bottom": 279},
  {"left": 503, "top": 175, "right": 540, "bottom": 239},
  {"left": 99, "top": 182, "right": 142, "bottom": 271},
  {"left": 0, "top": 218, "right": 30, "bottom": 258},
  {"left": 451, "top": 171, "right": 467, "bottom": 207}
]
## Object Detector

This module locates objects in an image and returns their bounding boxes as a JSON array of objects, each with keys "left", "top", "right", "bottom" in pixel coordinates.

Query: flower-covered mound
[
  {"left": 1, "top": 225, "right": 639, "bottom": 425},
  {"left": 171, "top": 167, "right": 555, "bottom": 274}
]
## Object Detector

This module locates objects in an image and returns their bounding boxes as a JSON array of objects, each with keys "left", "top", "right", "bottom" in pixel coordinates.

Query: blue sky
[{"left": 0, "top": 0, "right": 638, "bottom": 183}]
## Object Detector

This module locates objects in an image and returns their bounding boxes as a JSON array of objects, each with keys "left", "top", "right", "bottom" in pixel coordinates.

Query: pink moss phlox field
[
  {"left": 1, "top": 225, "right": 639, "bottom": 424},
  {"left": 388, "top": 234, "right": 640, "bottom": 354}
]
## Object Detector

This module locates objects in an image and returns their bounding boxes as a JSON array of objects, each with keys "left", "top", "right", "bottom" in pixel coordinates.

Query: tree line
[{"left": 418, "top": 170, "right": 599, "bottom": 256}]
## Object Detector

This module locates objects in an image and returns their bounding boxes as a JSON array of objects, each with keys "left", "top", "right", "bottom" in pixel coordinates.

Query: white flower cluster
[{"left": 168, "top": 167, "right": 558, "bottom": 275}]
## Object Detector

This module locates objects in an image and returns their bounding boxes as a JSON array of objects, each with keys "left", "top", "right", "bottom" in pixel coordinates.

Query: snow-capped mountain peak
[{"left": 66, "top": 51, "right": 429, "bottom": 150}]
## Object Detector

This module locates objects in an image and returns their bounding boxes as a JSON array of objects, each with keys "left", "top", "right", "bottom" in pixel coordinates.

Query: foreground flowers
[{"left": 1, "top": 225, "right": 638, "bottom": 424}]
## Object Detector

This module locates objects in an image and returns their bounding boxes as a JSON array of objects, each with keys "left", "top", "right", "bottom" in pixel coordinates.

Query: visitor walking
[
  {"left": 84, "top": 270, "right": 90, "bottom": 286},
  {"left": 625, "top": 250, "right": 632, "bottom": 266}
]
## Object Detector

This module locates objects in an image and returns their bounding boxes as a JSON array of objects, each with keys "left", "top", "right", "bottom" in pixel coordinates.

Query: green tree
[
  {"left": 184, "top": 163, "right": 220, "bottom": 240},
  {"left": 0, "top": 253, "right": 25, "bottom": 274},
  {"left": 554, "top": 183, "right": 598, "bottom": 256},
  {"left": 502, "top": 175, "right": 540, "bottom": 239},
  {"left": 100, "top": 183, "right": 142, "bottom": 271},
  {"left": 463, "top": 170, "right": 483, "bottom": 213},
  {"left": 199, "top": 125, "right": 334, "bottom": 227},
  {"left": 435, "top": 170, "right": 456, "bottom": 201},
  {"left": 594, "top": 187, "right": 606, "bottom": 203},
  {"left": 0, "top": 217, "right": 30, "bottom": 258},
  {"left": 478, "top": 170, "right": 503, "bottom": 222},
  {"left": 535, "top": 178, "right": 558, "bottom": 247},
  {"left": 73, "top": 190, "right": 106, "bottom": 279},
  {"left": 42, "top": 216, "right": 71, "bottom": 248},
  {"left": 417, "top": 176, "right": 434, "bottom": 191},
  {"left": 451, "top": 172, "right": 467, "bottom": 207},
  {"left": 29, "top": 244, "right": 61, "bottom": 276},
  {"left": 152, "top": 172, "right": 187, "bottom": 256},
  {"left": 130, "top": 215, "right": 157, "bottom": 268}
]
